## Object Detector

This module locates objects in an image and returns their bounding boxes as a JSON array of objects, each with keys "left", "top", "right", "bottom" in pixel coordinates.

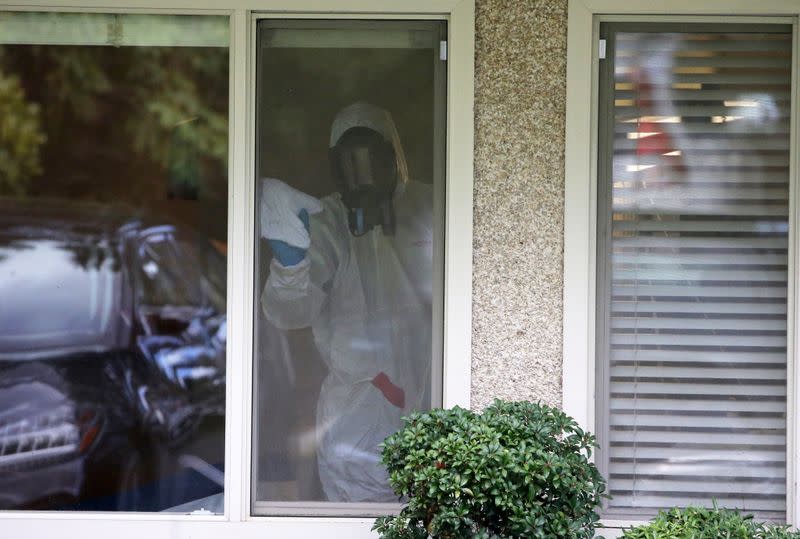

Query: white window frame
[
  {"left": 563, "top": 1, "right": 800, "bottom": 535},
  {"left": 0, "top": 1, "right": 474, "bottom": 538}
]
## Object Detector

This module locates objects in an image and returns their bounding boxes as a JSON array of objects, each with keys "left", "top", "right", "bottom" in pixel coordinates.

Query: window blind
[{"left": 597, "top": 25, "right": 792, "bottom": 520}]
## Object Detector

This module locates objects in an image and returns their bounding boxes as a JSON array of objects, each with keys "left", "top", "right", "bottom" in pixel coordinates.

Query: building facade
[{"left": 1, "top": 0, "right": 798, "bottom": 537}]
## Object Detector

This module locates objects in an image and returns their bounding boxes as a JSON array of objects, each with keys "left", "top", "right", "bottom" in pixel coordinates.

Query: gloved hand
[
  {"left": 371, "top": 372, "right": 405, "bottom": 409},
  {"left": 269, "top": 209, "right": 309, "bottom": 267},
  {"left": 260, "top": 178, "right": 323, "bottom": 250}
]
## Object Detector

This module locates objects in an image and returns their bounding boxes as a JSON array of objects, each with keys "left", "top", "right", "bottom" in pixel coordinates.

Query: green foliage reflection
[{"left": 0, "top": 44, "right": 228, "bottom": 208}]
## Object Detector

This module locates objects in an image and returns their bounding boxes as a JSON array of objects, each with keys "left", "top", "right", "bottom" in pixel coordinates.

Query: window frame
[
  {"left": 0, "top": 1, "right": 474, "bottom": 538},
  {"left": 563, "top": 0, "right": 800, "bottom": 535}
]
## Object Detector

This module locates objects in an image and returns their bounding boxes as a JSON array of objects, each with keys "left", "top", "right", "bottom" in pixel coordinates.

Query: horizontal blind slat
[
  {"left": 615, "top": 56, "right": 790, "bottom": 69},
  {"left": 610, "top": 430, "right": 785, "bottom": 446},
  {"left": 610, "top": 349, "right": 787, "bottom": 362},
  {"left": 613, "top": 253, "right": 788, "bottom": 264},
  {"left": 611, "top": 365, "right": 786, "bottom": 380},
  {"left": 613, "top": 236, "right": 788, "bottom": 247},
  {"left": 612, "top": 300, "right": 786, "bottom": 315},
  {"left": 615, "top": 90, "right": 791, "bottom": 102},
  {"left": 613, "top": 186, "right": 789, "bottom": 200},
  {"left": 612, "top": 269, "right": 786, "bottom": 281},
  {"left": 609, "top": 479, "right": 785, "bottom": 498},
  {"left": 610, "top": 381, "right": 786, "bottom": 397},
  {"left": 616, "top": 105, "right": 790, "bottom": 118},
  {"left": 614, "top": 139, "right": 789, "bottom": 152},
  {"left": 610, "top": 446, "right": 786, "bottom": 462},
  {"left": 614, "top": 220, "right": 787, "bottom": 232},
  {"left": 616, "top": 38, "right": 791, "bottom": 53},
  {"left": 611, "top": 319, "right": 785, "bottom": 332},
  {"left": 609, "top": 414, "right": 785, "bottom": 430},
  {"left": 612, "top": 284, "right": 787, "bottom": 298}
]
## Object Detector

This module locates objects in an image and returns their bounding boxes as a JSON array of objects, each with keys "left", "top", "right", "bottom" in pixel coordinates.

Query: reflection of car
[{"left": 0, "top": 199, "right": 226, "bottom": 511}]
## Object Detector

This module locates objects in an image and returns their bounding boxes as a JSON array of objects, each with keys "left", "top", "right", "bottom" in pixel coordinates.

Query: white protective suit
[{"left": 260, "top": 105, "right": 433, "bottom": 502}]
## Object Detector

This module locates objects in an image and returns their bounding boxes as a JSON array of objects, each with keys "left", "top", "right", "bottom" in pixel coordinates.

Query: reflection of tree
[
  {"left": 63, "top": 238, "right": 121, "bottom": 273},
  {"left": 0, "top": 44, "right": 228, "bottom": 206},
  {"left": 0, "top": 67, "right": 46, "bottom": 195},
  {"left": 0, "top": 233, "right": 121, "bottom": 272},
  {"left": 126, "top": 48, "right": 228, "bottom": 183}
]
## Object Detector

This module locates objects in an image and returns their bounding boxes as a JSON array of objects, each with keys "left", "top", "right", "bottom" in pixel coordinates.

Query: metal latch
[
  {"left": 599, "top": 39, "right": 607, "bottom": 60},
  {"left": 440, "top": 40, "right": 448, "bottom": 61}
]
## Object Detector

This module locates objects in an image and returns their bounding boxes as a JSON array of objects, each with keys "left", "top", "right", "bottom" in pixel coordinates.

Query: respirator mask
[{"left": 329, "top": 126, "right": 398, "bottom": 236}]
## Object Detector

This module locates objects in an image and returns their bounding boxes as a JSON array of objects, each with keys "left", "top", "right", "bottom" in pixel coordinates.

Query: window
[
  {"left": 595, "top": 23, "right": 791, "bottom": 520},
  {"left": 251, "top": 19, "right": 447, "bottom": 516},
  {"left": 564, "top": 3, "right": 800, "bottom": 532},
  {"left": 0, "top": 2, "right": 473, "bottom": 537},
  {"left": 0, "top": 11, "right": 229, "bottom": 513}
]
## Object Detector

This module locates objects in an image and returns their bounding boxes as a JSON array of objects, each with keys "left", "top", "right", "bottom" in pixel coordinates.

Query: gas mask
[{"left": 329, "top": 126, "right": 398, "bottom": 236}]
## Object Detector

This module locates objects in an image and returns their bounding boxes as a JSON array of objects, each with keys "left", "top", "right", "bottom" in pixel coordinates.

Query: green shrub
[
  {"left": 620, "top": 506, "right": 800, "bottom": 539},
  {"left": 373, "top": 400, "right": 606, "bottom": 539}
]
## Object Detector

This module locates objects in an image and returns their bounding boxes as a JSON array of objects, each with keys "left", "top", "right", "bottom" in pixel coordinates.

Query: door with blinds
[{"left": 596, "top": 23, "right": 792, "bottom": 520}]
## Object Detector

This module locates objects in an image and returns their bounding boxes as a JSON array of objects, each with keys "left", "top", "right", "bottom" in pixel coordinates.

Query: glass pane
[
  {"left": 597, "top": 25, "right": 791, "bottom": 520},
  {"left": 252, "top": 19, "right": 446, "bottom": 515},
  {"left": 0, "top": 12, "right": 229, "bottom": 513}
]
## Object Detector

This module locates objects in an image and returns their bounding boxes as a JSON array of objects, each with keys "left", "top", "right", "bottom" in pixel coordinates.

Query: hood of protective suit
[{"left": 329, "top": 102, "right": 409, "bottom": 187}]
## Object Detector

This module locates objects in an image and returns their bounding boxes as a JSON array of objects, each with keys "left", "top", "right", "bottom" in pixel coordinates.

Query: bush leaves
[
  {"left": 373, "top": 400, "right": 606, "bottom": 539},
  {"left": 619, "top": 506, "right": 800, "bottom": 539}
]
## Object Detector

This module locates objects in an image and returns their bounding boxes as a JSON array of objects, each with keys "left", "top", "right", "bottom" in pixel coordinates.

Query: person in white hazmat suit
[{"left": 259, "top": 102, "right": 433, "bottom": 502}]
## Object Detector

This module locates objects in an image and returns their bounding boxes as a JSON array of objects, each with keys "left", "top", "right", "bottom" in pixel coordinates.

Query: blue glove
[{"left": 269, "top": 209, "right": 309, "bottom": 267}]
